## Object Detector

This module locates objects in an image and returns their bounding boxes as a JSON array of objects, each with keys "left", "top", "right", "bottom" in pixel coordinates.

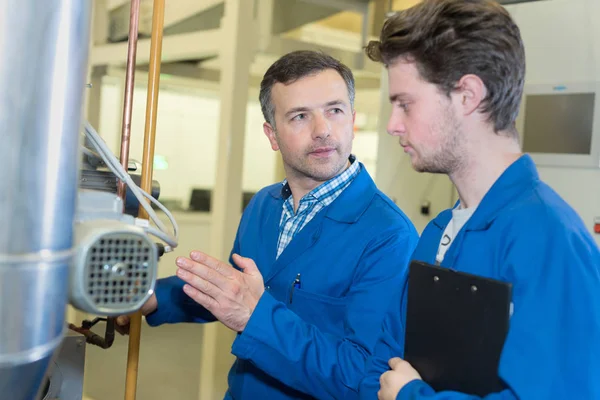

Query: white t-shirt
[{"left": 435, "top": 204, "right": 477, "bottom": 264}]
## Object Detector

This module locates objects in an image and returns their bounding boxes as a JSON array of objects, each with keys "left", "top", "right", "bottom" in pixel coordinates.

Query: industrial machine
[
  {"left": 71, "top": 122, "right": 178, "bottom": 316},
  {"left": 36, "top": 122, "right": 178, "bottom": 400},
  {"left": 0, "top": 1, "right": 175, "bottom": 399}
]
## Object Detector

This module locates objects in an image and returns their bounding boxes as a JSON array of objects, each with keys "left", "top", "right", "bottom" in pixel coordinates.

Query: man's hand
[
  {"left": 115, "top": 293, "right": 158, "bottom": 335},
  {"left": 378, "top": 358, "right": 422, "bottom": 400},
  {"left": 176, "top": 251, "right": 265, "bottom": 332}
]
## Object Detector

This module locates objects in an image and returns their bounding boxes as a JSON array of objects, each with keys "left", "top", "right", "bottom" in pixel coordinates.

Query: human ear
[{"left": 263, "top": 122, "right": 279, "bottom": 151}]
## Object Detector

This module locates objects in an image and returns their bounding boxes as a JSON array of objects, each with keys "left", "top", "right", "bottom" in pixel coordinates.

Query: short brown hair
[
  {"left": 365, "top": 0, "right": 525, "bottom": 133},
  {"left": 259, "top": 50, "right": 355, "bottom": 127}
]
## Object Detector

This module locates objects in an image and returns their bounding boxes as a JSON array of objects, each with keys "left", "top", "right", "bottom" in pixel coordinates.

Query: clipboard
[{"left": 404, "top": 260, "right": 512, "bottom": 396}]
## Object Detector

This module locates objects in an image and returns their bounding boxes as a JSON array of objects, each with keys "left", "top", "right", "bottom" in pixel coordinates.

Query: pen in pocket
[{"left": 289, "top": 273, "right": 301, "bottom": 304}]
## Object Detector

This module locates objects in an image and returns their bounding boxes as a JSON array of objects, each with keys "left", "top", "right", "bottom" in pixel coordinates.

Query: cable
[
  {"left": 140, "top": 189, "right": 179, "bottom": 240},
  {"left": 84, "top": 122, "right": 169, "bottom": 233},
  {"left": 144, "top": 226, "right": 175, "bottom": 251},
  {"left": 81, "top": 146, "right": 101, "bottom": 160},
  {"left": 84, "top": 125, "right": 159, "bottom": 226},
  {"left": 87, "top": 128, "right": 178, "bottom": 248},
  {"left": 82, "top": 121, "right": 178, "bottom": 249},
  {"left": 84, "top": 122, "right": 174, "bottom": 239}
]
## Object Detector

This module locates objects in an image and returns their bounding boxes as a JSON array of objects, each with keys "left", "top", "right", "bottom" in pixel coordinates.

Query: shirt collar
[{"left": 279, "top": 154, "right": 358, "bottom": 202}]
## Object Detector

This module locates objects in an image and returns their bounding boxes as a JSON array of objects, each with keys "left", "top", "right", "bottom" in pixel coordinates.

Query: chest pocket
[{"left": 288, "top": 288, "right": 347, "bottom": 337}]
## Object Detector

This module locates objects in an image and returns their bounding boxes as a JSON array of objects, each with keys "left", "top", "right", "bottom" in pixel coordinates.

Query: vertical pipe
[
  {"left": 117, "top": 0, "right": 142, "bottom": 201},
  {"left": 0, "top": 0, "right": 92, "bottom": 399},
  {"left": 124, "top": 0, "right": 165, "bottom": 399}
]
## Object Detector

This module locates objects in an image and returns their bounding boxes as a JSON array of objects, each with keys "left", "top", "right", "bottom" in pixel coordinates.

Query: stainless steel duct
[{"left": 0, "top": 1, "right": 92, "bottom": 399}]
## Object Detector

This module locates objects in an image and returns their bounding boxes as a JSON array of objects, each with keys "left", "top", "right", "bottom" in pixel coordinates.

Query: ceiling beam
[
  {"left": 91, "top": 29, "right": 221, "bottom": 66},
  {"left": 108, "top": 0, "right": 224, "bottom": 40},
  {"left": 113, "top": 59, "right": 380, "bottom": 92}
]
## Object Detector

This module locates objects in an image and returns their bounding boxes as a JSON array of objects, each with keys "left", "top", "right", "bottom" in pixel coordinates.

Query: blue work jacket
[
  {"left": 359, "top": 155, "right": 600, "bottom": 399},
  {"left": 146, "top": 164, "right": 418, "bottom": 399}
]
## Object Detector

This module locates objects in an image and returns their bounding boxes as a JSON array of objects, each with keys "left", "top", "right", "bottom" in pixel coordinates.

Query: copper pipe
[
  {"left": 137, "top": 0, "right": 165, "bottom": 205},
  {"left": 68, "top": 318, "right": 115, "bottom": 349},
  {"left": 117, "top": 0, "right": 142, "bottom": 201},
  {"left": 124, "top": 0, "right": 166, "bottom": 398}
]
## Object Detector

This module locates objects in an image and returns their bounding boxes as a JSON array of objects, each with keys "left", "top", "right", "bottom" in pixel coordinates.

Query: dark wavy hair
[
  {"left": 366, "top": 0, "right": 526, "bottom": 134},
  {"left": 259, "top": 50, "right": 355, "bottom": 127}
]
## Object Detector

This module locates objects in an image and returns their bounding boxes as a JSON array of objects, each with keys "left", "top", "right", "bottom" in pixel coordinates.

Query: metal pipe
[
  {"left": 124, "top": 0, "right": 166, "bottom": 398},
  {"left": 107, "top": 0, "right": 143, "bottom": 352},
  {"left": 68, "top": 318, "right": 115, "bottom": 349},
  {"left": 0, "top": 1, "right": 92, "bottom": 399},
  {"left": 117, "top": 0, "right": 142, "bottom": 201}
]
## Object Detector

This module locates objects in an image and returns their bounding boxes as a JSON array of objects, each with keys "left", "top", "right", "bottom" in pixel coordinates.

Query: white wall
[
  {"left": 375, "top": 0, "right": 600, "bottom": 244},
  {"left": 354, "top": 131, "right": 380, "bottom": 177}
]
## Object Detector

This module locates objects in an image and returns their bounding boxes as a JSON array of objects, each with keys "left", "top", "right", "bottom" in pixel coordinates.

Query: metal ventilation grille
[{"left": 85, "top": 233, "right": 153, "bottom": 308}]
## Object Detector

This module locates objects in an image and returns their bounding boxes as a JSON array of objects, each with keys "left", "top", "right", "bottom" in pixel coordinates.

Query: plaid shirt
[{"left": 276, "top": 155, "right": 360, "bottom": 259}]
